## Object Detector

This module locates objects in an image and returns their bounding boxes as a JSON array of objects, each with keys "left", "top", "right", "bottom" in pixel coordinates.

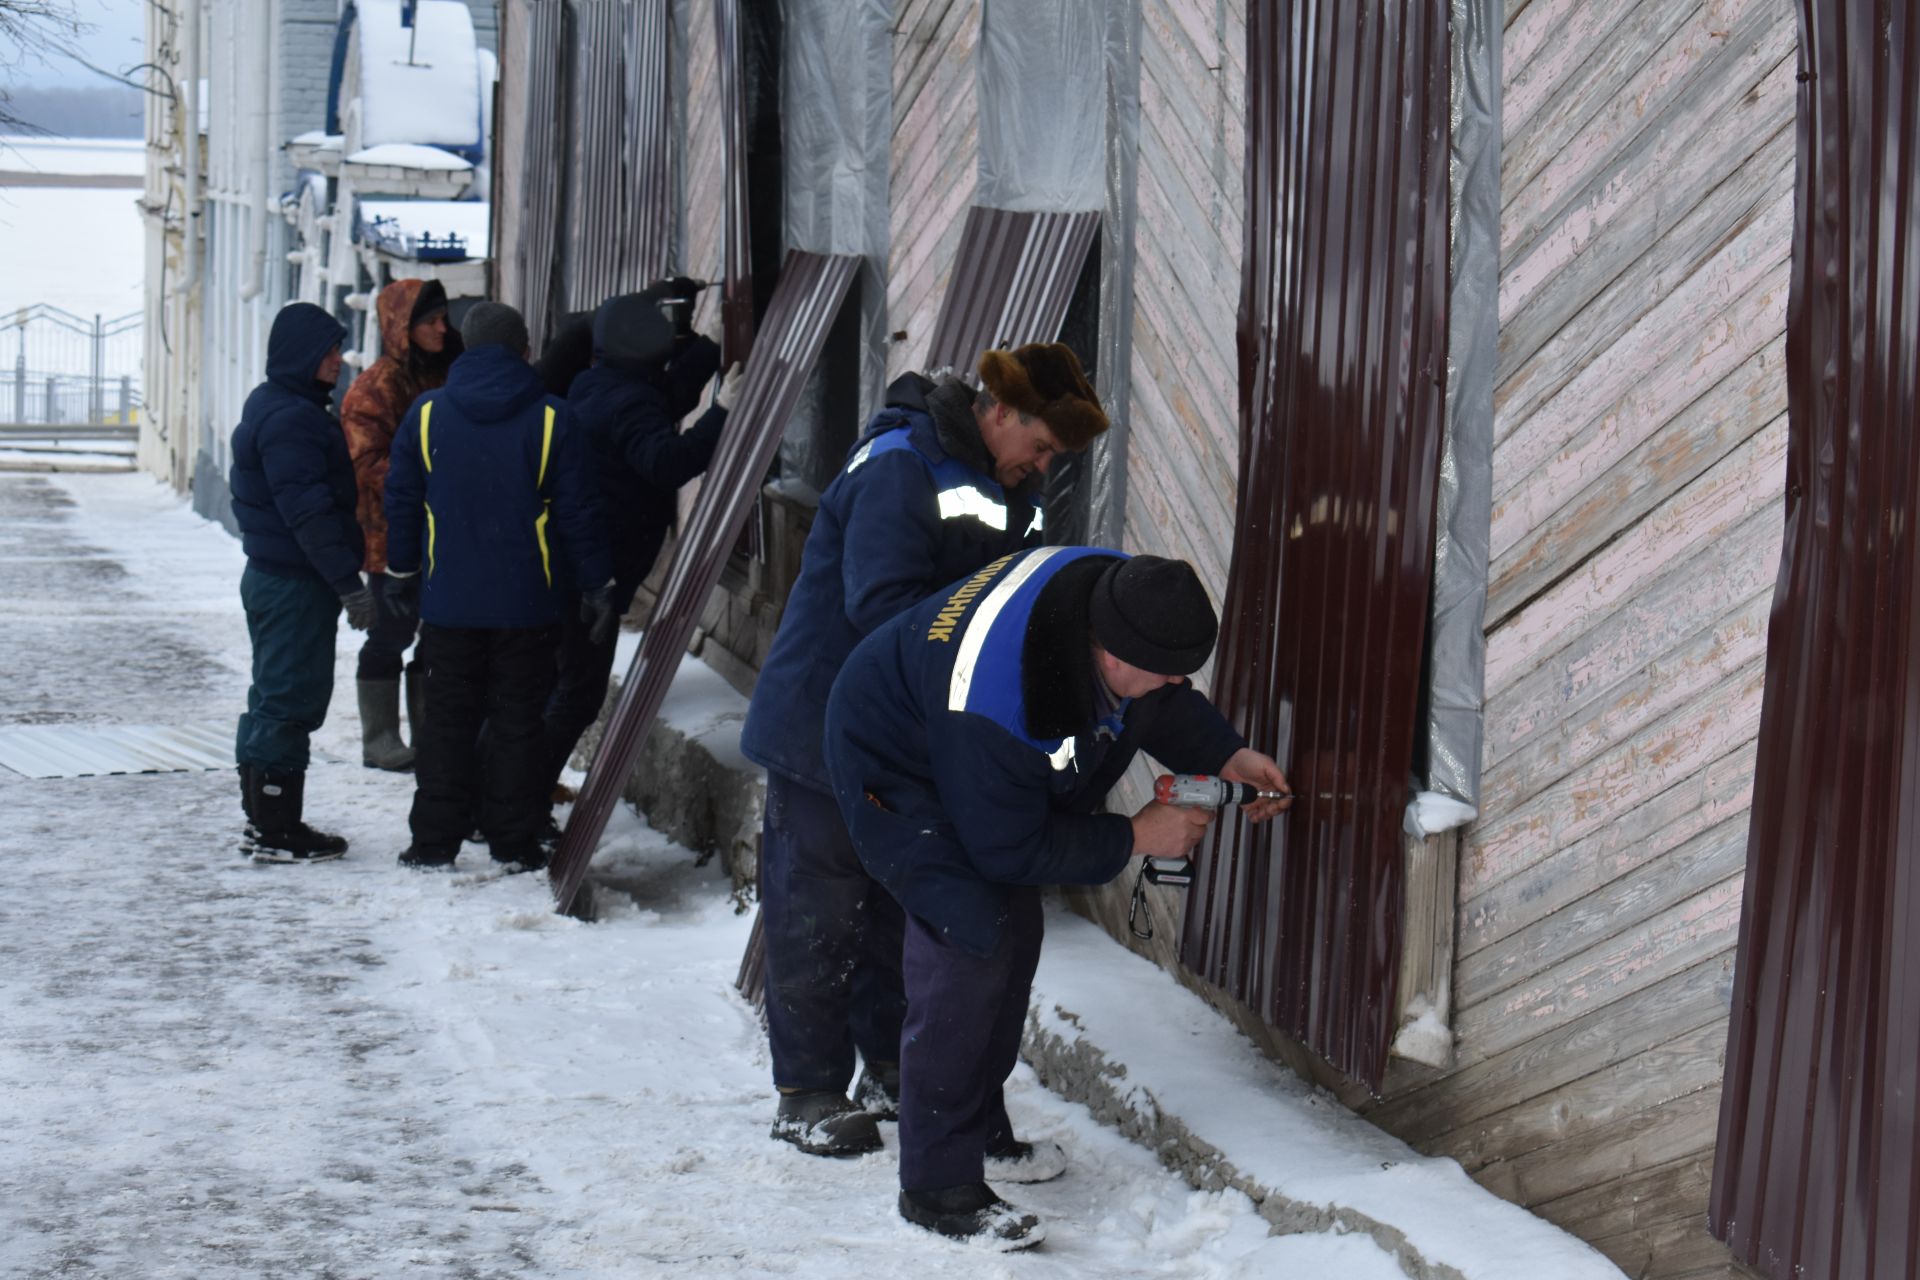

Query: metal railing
[{"left": 0, "top": 305, "right": 143, "bottom": 429}]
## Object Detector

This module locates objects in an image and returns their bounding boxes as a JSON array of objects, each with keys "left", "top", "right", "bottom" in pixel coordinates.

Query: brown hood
[{"left": 373, "top": 277, "right": 451, "bottom": 363}]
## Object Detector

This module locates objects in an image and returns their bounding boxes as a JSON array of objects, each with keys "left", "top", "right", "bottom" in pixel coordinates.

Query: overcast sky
[{"left": 2, "top": 0, "right": 147, "bottom": 90}]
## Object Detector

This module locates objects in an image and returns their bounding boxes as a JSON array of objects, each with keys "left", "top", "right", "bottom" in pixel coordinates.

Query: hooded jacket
[
  {"left": 739, "top": 373, "right": 1043, "bottom": 793},
  {"left": 382, "top": 343, "right": 611, "bottom": 629},
  {"left": 822, "top": 545, "right": 1245, "bottom": 956},
  {"left": 339, "top": 278, "right": 461, "bottom": 573},
  {"left": 228, "top": 303, "right": 364, "bottom": 592},
  {"left": 562, "top": 298, "right": 726, "bottom": 600}
]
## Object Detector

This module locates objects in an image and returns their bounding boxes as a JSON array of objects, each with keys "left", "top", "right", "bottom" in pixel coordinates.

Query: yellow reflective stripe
[
  {"left": 535, "top": 505, "right": 552, "bottom": 587},
  {"left": 538, "top": 405, "right": 554, "bottom": 487},
  {"left": 425, "top": 504, "right": 436, "bottom": 578},
  {"left": 420, "top": 400, "right": 433, "bottom": 472}
]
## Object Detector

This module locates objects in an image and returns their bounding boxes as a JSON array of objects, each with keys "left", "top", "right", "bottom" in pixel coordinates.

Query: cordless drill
[{"left": 1139, "top": 774, "right": 1292, "bottom": 888}]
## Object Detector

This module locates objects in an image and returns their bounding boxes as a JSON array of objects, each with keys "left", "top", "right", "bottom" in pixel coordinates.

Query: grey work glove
[
  {"left": 383, "top": 570, "right": 420, "bottom": 625},
  {"left": 715, "top": 362, "right": 745, "bottom": 412},
  {"left": 579, "top": 582, "right": 620, "bottom": 647},
  {"left": 340, "top": 585, "right": 377, "bottom": 632}
]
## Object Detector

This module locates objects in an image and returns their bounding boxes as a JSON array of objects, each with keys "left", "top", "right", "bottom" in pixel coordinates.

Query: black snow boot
[
  {"left": 770, "top": 1090, "right": 884, "bottom": 1157},
  {"left": 852, "top": 1060, "right": 901, "bottom": 1120},
  {"left": 238, "top": 764, "right": 254, "bottom": 821},
  {"left": 898, "top": 1182, "right": 1044, "bottom": 1250},
  {"left": 398, "top": 844, "right": 459, "bottom": 870},
  {"left": 246, "top": 767, "right": 348, "bottom": 863},
  {"left": 357, "top": 677, "right": 414, "bottom": 771},
  {"left": 984, "top": 1136, "right": 1068, "bottom": 1184}
]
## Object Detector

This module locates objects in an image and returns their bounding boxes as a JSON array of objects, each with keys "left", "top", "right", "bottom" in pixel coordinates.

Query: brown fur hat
[{"left": 976, "top": 342, "right": 1109, "bottom": 450}]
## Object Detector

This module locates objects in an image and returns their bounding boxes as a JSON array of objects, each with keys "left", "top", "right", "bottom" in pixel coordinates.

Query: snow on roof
[
  {"left": 288, "top": 130, "right": 345, "bottom": 151},
  {"left": 355, "top": 199, "right": 491, "bottom": 262},
  {"left": 345, "top": 142, "right": 474, "bottom": 172},
  {"left": 354, "top": 0, "right": 482, "bottom": 154}
]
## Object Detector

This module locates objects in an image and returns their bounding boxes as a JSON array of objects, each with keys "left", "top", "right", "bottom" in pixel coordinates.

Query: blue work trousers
[
  {"left": 235, "top": 563, "right": 341, "bottom": 771},
  {"left": 896, "top": 886, "right": 1042, "bottom": 1191},
  {"left": 761, "top": 772, "right": 908, "bottom": 1094}
]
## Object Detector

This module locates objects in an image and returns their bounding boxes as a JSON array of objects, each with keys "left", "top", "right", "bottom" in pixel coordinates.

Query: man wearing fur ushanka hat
[{"left": 740, "top": 342, "right": 1107, "bottom": 1165}]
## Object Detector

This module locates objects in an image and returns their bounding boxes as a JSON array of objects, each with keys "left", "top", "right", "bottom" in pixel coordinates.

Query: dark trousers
[
  {"left": 762, "top": 773, "right": 908, "bottom": 1093},
  {"left": 538, "top": 590, "right": 620, "bottom": 790},
  {"left": 235, "top": 564, "right": 340, "bottom": 770},
  {"left": 356, "top": 571, "right": 421, "bottom": 680},
  {"left": 410, "top": 622, "right": 559, "bottom": 856},
  {"left": 897, "top": 887, "right": 1042, "bottom": 1191}
]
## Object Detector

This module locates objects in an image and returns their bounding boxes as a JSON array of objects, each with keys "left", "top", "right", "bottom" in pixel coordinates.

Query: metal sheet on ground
[
  {"left": 548, "top": 251, "right": 862, "bottom": 917},
  {"left": 0, "top": 722, "right": 338, "bottom": 779}
]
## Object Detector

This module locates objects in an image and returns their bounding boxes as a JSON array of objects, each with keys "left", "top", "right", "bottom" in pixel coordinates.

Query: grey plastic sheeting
[
  {"left": 0, "top": 722, "right": 251, "bottom": 779},
  {"left": 778, "top": 0, "right": 891, "bottom": 497},
  {"left": 1409, "top": 0, "right": 1499, "bottom": 834},
  {"left": 975, "top": 0, "right": 1140, "bottom": 547}
]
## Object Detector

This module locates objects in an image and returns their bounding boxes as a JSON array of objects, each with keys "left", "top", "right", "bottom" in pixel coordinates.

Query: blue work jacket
[
  {"left": 383, "top": 344, "right": 610, "bottom": 629},
  {"left": 740, "top": 375, "right": 1042, "bottom": 792},
  {"left": 823, "top": 545, "right": 1245, "bottom": 955},
  {"left": 228, "top": 303, "right": 363, "bottom": 593}
]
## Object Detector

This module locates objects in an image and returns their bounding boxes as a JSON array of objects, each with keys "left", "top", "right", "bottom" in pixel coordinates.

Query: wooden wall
[{"left": 886, "top": 0, "right": 979, "bottom": 382}]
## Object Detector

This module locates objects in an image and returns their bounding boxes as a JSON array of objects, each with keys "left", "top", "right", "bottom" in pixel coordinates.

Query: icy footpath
[{"left": 0, "top": 472, "right": 1406, "bottom": 1278}]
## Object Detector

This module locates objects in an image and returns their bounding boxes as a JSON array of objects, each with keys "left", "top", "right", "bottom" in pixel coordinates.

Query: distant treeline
[{"left": 4, "top": 86, "right": 144, "bottom": 139}]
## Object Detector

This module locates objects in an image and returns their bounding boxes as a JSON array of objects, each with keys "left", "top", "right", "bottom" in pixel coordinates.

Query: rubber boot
[
  {"left": 897, "top": 1183, "right": 1044, "bottom": 1250},
  {"left": 770, "top": 1090, "right": 883, "bottom": 1157},
  {"left": 852, "top": 1061, "right": 901, "bottom": 1120},
  {"left": 247, "top": 767, "right": 348, "bottom": 863},
  {"left": 357, "top": 677, "right": 414, "bottom": 771}
]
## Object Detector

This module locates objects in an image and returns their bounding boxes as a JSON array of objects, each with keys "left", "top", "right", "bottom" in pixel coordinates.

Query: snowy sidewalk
[{"left": 0, "top": 473, "right": 1619, "bottom": 1278}]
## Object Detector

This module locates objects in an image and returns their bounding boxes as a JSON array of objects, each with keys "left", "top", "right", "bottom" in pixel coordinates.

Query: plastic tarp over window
[
  {"left": 778, "top": 0, "right": 890, "bottom": 497},
  {"left": 1406, "top": 0, "right": 1497, "bottom": 837}
]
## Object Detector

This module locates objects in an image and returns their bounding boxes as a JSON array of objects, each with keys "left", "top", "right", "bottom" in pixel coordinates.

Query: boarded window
[
  {"left": 1710, "top": 7, "right": 1920, "bottom": 1278},
  {"left": 1177, "top": 0, "right": 1452, "bottom": 1090}
]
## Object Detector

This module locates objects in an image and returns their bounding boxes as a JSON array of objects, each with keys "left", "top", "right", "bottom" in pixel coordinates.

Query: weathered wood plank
[
  {"left": 1366, "top": 952, "right": 1735, "bottom": 1141},
  {"left": 1455, "top": 872, "right": 1743, "bottom": 1064},
  {"left": 1500, "top": 0, "right": 1792, "bottom": 274},
  {"left": 1473, "top": 1083, "right": 1723, "bottom": 1208},
  {"left": 1458, "top": 812, "right": 1747, "bottom": 1009},
  {"left": 1464, "top": 738, "right": 1758, "bottom": 961},
  {"left": 1534, "top": 1149, "right": 1717, "bottom": 1240},
  {"left": 1492, "top": 220, "right": 1790, "bottom": 561},
  {"left": 1588, "top": 1210, "right": 1744, "bottom": 1280},
  {"left": 1434, "top": 1019, "right": 1728, "bottom": 1173},
  {"left": 1485, "top": 502, "right": 1781, "bottom": 764}
]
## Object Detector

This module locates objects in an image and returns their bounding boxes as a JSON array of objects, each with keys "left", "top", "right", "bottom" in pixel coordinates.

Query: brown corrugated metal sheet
[
  {"left": 516, "top": 0, "right": 565, "bottom": 349},
  {"left": 922, "top": 206, "right": 1100, "bottom": 374},
  {"left": 714, "top": 0, "right": 755, "bottom": 364},
  {"left": 561, "top": 0, "right": 674, "bottom": 311},
  {"left": 1177, "top": 0, "right": 1451, "bottom": 1091},
  {"left": 1710, "top": 6, "right": 1920, "bottom": 1277},
  {"left": 548, "top": 251, "right": 862, "bottom": 917}
]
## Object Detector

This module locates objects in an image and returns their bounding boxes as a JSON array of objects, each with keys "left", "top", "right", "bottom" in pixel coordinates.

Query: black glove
[
  {"left": 579, "top": 583, "right": 620, "bottom": 647},
  {"left": 384, "top": 572, "right": 420, "bottom": 625},
  {"left": 340, "top": 585, "right": 376, "bottom": 632}
]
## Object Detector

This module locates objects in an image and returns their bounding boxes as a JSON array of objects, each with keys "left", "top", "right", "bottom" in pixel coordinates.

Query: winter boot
[
  {"left": 246, "top": 767, "right": 348, "bottom": 863},
  {"left": 491, "top": 843, "right": 550, "bottom": 874},
  {"left": 357, "top": 678, "right": 414, "bottom": 771},
  {"left": 398, "top": 844, "right": 459, "bottom": 870},
  {"left": 898, "top": 1183, "right": 1044, "bottom": 1250},
  {"left": 770, "top": 1090, "right": 884, "bottom": 1157},
  {"left": 984, "top": 1136, "right": 1068, "bottom": 1184},
  {"left": 237, "top": 763, "right": 254, "bottom": 821},
  {"left": 852, "top": 1061, "right": 901, "bottom": 1120}
]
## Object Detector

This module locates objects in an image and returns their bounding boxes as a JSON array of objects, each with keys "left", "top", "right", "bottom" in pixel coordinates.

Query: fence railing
[{"left": 0, "top": 305, "right": 143, "bottom": 428}]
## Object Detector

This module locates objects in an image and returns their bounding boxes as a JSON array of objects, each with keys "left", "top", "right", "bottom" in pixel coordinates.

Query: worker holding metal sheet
[
  {"left": 739, "top": 344, "right": 1108, "bottom": 1160},
  {"left": 821, "top": 548, "right": 1290, "bottom": 1248}
]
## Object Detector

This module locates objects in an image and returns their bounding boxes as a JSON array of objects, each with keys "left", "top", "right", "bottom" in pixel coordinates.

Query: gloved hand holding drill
[{"left": 1130, "top": 747, "right": 1292, "bottom": 860}]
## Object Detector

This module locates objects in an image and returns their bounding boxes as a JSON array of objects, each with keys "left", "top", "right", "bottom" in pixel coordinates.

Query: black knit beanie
[{"left": 1088, "top": 555, "right": 1219, "bottom": 675}]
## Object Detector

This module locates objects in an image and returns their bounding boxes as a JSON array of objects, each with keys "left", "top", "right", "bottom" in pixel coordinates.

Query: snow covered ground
[{"left": 0, "top": 471, "right": 1423, "bottom": 1277}]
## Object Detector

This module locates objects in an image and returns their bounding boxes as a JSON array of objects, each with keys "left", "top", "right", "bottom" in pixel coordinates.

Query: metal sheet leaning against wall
[
  {"left": 1710, "top": 5, "right": 1920, "bottom": 1278},
  {"left": 1178, "top": 0, "right": 1451, "bottom": 1092}
]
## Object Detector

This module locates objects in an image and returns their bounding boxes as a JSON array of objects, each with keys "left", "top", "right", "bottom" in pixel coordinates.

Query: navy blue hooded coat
[
  {"left": 383, "top": 343, "right": 610, "bottom": 629},
  {"left": 228, "top": 303, "right": 363, "bottom": 593},
  {"left": 562, "top": 302, "right": 726, "bottom": 603},
  {"left": 740, "top": 374, "right": 1043, "bottom": 794},
  {"left": 822, "top": 545, "right": 1245, "bottom": 955}
]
